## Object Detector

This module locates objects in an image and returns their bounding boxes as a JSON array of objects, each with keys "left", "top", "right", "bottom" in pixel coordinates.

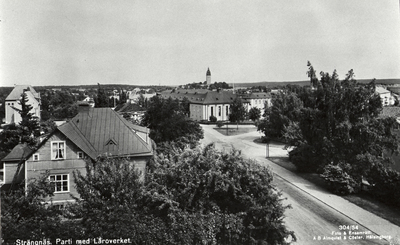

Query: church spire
[{"left": 206, "top": 67, "right": 211, "bottom": 84}]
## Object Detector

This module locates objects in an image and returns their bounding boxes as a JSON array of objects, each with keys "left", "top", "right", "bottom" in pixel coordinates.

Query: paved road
[{"left": 200, "top": 124, "right": 398, "bottom": 244}]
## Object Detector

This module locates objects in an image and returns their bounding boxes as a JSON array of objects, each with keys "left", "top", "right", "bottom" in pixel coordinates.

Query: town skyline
[{"left": 1, "top": 0, "right": 400, "bottom": 87}]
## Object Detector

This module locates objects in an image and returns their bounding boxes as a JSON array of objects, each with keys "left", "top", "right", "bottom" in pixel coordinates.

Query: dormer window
[{"left": 105, "top": 139, "right": 117, "bottom": 146}]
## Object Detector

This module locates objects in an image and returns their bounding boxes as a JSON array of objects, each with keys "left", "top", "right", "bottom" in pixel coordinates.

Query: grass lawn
[
  {"left": 214, "top": 126, "right": 256, "bottom": 136},
  {"left": 268, "top": 157, "right": 400, "bottom": 228}
]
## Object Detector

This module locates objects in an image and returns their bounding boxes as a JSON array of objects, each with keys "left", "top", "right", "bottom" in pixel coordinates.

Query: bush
[
  {"left": 368, "top": 163, "right": 400, "bottom": 207},
  {"left": 320, "top": 164, "right": 359, "bottom": 195},
  {"left": 209, "top": 115, "right": 217, "bottom": 122},
  {"left": 216, "top": 121, "right": 224, "bottom": 128},
  {"left": 288, "top": 145, "right": 322, "bottom": 173}
]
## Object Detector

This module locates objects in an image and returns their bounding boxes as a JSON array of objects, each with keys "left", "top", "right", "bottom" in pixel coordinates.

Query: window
[
  {"left": 49, "top": 174, "right": 69, "bottom": 193},
  {"left": 33, "top": 154, "right": 39, "bottom": 161},
  {"left": 77, "top": 151, "right": 84, "bottom": 159},
  {"left": 51, "top": 141, "right": 65, "bottom": 160},
  {"left": 218, "top": 106, "right": 221, "bottom": 116},
  {"left": 211, "top": 107, "right": 214, "bottom": 116},
  {"left": 226, "top": 106, "right": 229, "bottom": 116}
]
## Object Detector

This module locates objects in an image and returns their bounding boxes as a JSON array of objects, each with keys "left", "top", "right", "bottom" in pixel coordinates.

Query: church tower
[{"left": 206, "top": 67, "right": 211, "bottom": 85}]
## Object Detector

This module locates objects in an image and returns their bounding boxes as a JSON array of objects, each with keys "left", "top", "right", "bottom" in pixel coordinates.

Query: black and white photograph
[{"left": 1, "top": 1, "right": 400, "bottom": 244}]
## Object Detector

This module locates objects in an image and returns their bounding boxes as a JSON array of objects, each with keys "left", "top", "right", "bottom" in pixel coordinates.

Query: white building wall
[
  {"left": 190, "top": 103, "right": 231, "bottom": 121},
  {"left": 5, "top": 92, "right": 40, "bottom": 124}
]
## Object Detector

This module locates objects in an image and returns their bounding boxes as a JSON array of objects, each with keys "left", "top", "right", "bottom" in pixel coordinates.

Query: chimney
[{"left": 78, "top": 102, "right": 90, "bottom": 113}]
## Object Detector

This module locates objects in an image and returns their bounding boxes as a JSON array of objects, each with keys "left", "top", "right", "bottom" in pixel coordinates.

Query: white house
[
  {"left": 241, "top": 92, "right": 271, "bottom": 116},
  {"left": 376, "top": 86, "right": 395, "bottom": 106},
  {"left": 5, "top": 85, "right": 40, "bottom": 124}
]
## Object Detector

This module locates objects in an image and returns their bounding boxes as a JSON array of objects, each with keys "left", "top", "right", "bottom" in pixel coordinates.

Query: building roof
[
  {"left": 6, "top": 85, "right": 40, "bottom": 101},
  {"left": 57, "top": 107, "right": 153, "bottom": 159},
  {"left": 161, "top": 88, "right": 209, "bottom": 94},
  {"left": 201, "top": 91, "right": 236, "bottom": 104},
  {"left": 379, "top": 107, "right": 400, "bottom": 118},
  {"left": 2, "top": 143, "right": 34, "bottom": 162},
  {"left": 376, "top": 87, "right": 390, "bottom": 95},
  {"left": 241, "top": 92, "right": 271, "bottom": 100},
  {"left": 115, "top": 103, "right": 145, "bottom": 113}
]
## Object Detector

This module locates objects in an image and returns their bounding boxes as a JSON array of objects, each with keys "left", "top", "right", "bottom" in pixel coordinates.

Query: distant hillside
[
  {"left": 232, "top": 81, "right": 308, "bottom": 88},
  {"left": 232, "top": 78, "right": 400, "bottom": 88}
]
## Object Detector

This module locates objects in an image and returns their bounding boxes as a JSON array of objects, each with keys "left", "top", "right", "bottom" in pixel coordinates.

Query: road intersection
[{"left": 200, "top": 124, "right": 400, "bottom": 244}]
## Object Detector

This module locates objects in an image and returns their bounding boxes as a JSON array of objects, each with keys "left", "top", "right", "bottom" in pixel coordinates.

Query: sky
[{"left": 1, "top": 0, "right": 400, "bottom": 87}]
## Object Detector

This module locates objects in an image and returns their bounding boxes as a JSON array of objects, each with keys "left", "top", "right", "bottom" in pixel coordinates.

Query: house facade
[
  {"left": 1, "top": 105, "right": 153, "bottom": 203},
  {"left": 5, "top": 85, "right": 41, "bottom": 124},
  {"left": 241, "top": 92, "right": 272, "bottom": 116}
]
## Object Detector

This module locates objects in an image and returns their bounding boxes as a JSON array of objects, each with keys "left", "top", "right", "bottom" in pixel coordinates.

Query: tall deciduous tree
[
  {"left": 283, "top": 63, "right": 398, "bottom": 195},
  {"left": 146, "top": 145, "right": 296, "bottom": 244},
  {"left": 229, "top": 97, "right": 247, "bottom": 129},
  {"left": 72, "top": 157, "right": 166, "bottom": 241},
  {"left": 141, "top": 96, "right": 203, "bottom": 148},
  {"left": 257, "top": 91, "right": 303, "bottom": 140}
]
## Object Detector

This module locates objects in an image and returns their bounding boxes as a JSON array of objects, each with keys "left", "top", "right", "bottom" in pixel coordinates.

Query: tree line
[{"left": 257, "top": 62, "right": 400, "bottom": 207}]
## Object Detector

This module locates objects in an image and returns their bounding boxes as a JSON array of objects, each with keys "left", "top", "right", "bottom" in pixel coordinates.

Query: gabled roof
[
  {"left": 6, "top": 85, "right": 40, "bottom": 101},
  {"left": 57, "top": 107, "right": 153, "bottom": 159},
  {"left": 202, "top": 91, "right": 236, "bottom": 104},
  {"left": 2, "top": 143, "right": 34, "bottom": 162}
]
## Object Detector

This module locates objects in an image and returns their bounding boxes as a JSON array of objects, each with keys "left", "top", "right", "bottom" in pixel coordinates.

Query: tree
[
  {"left": 146, "top": 145, "right": 296, "bottom": 244},
  {"left": 137, "top": 93, "right": 147, "bottom": 108},
  {"left": 94, "top": 83, "right": 109, "bottom": 108},
  {"left": 71, "top": 147, "right": 295, "bottom": 244},
  {"left": 16, "top": 92, "right": 40, "bottom": 138},
  {"left": 1, "top": 172, "right": 81, "bottom": 243},
  {"left": 72, "top": 157, "right": 167, "bottom": 241},
  {"left": 0, "top": 124, "right": 21, "bottom": 159},
  {"left": 248, "top": 107, "right": 261, "bottom": 122},
  {"left": 257, "top": 91, "right": 303, "bottom": 140},
  {"left": 284, "top": 63, "right": 398, "bottom": 195},
  {"left": 40, "top": 89, "right": 78, "bottom": 120},
  {"left": 307, "top": 60, "right": 318, "bottom": 88},
  {"left": 119, "top": 89, "right": 127, "bottom": 105},
  {"left": 229, "top": 97, "right": 247, "bottom": 129},
  {"left": 141, "top": 96, "right": 203, "bottom": 148},
  {"left": 40, "top": 119, "right": 57, "bottom": 135}
]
